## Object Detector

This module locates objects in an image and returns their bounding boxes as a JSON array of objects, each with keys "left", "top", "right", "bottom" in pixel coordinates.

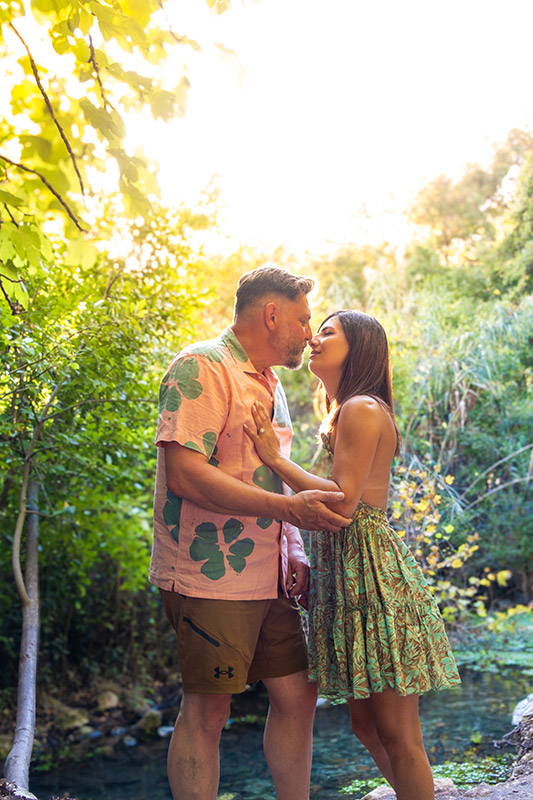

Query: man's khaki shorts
[{"left": 160, "top": 590, "right": 308, "bottom": 694}]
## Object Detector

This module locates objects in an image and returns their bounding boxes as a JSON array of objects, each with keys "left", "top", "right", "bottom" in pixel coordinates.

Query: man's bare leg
[
  {"left": 167, "top": 691, "right": 231, "bottom": 800},
  {"left": 262, "top": 670, "right": 318, "bottom": 800}
]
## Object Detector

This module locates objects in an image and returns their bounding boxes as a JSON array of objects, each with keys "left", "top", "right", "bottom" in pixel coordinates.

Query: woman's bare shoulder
[{"left": 340, "top": 395, "right": 386, "bottom": 417}]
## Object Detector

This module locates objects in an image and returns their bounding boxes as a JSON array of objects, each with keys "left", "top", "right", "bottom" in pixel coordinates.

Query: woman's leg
[
  {"left": 368, "top": 688, "right": 434, "bottom": 800},
  {"left": 347, "top": 697, "right": 395, "bottom": 788}
]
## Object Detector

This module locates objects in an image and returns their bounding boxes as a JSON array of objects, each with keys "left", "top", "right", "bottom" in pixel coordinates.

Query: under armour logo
[{"left": 214, "top": 666, "right": 234, "bottom": 679}]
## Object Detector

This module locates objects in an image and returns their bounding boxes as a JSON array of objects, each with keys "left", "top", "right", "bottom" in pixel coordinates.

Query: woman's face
[{"left": 308, "top": 315, "right": 350, "bottom": 385}]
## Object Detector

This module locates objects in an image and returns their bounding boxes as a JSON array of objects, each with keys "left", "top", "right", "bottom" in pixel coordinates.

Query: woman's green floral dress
[{"left": 308, "top": 435, "right": 461, "bottom": 699}]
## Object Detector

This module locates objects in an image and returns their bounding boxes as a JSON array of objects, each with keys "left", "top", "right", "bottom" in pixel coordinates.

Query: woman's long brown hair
[{"left": 319, "top": 310, "right": 401, "bottom": 456}]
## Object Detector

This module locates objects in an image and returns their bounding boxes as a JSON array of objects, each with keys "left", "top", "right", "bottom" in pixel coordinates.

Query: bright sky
[{"left": 130, "top": 0, "right": 533, "bottom": 256}]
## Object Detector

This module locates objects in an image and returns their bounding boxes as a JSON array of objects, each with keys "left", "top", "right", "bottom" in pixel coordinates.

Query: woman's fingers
[
  {"left": 253, "top": 402, "right": 270, "bottom": 429},
  {"left": 252, "top": 402, "right": 267, "bottom": 424},
  {"left": 243, "top": 423, "right": 257, "bottom": 441}
]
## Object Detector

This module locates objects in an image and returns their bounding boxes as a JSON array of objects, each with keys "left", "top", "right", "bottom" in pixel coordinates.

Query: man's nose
[{"left": 305, "top": 324, "right": 313, "bottom": 341}]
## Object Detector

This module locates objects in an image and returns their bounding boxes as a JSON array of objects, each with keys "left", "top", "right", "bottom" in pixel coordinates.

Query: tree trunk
[{"left": 4, "top": 480, "right": 40, "bottom": 797}]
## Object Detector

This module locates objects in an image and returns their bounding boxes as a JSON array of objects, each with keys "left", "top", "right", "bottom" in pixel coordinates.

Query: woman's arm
[
  {"left": 244, "top": 402, "right": 341, "bottom": 493},
  {"left": 328, "top": 397, "right": 381, "bottom": 517},
  {"left": 245, "top": 397, "right": 385, "bottom": 518}
]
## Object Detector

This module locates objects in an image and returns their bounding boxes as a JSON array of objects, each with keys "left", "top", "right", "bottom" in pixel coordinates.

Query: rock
[
  {"left": 512, "top": 710, "right": 533, "bottom": 778},
  {"left": 435, "top": 777, "right": 460, "bottom": 795},
  {"left": 463, "top": 783, "right": 494, "bottom": 796},
  {"left": 463, "top": 774, "right": 533, "bottom": 798},
  {"left": 40, "top": 693, "right": 89, "bottom": 732},
  {"left": 512, "top": 693, "right": 533, "bottom": 726},
  {"left": 0, "top": 779, "right": 38, "bottom": 800},
  {"left": 157, "top": 725, "right": 174, "bottom": 738},
  {"left": 361, "top": 778, "right": 460, "bottom": 799},
  {"left": 121, "top": 687, "right": 154, "bottom": 715},
  {"left": 361, "top": 786, "right": 394, "bottom": 800},
  {"left": 110, "top": 726, "right": 128, "bottom": 736},
  {"left": 96, "top": 690, "right": 119, "bottom": 711},
  {"left": 57, "top": 706, "right": 89, "bottom": 732},
  {"left": 134, "top": 708, "right": 162, "bottom": 737},
  {"left": 78, "top": 726, "right": 102, "bottom": 740}
]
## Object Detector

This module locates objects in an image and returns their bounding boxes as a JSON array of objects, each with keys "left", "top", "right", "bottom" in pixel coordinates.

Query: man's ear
[{"left": 264, "top": 301, "right": 279, "bottom": 331}]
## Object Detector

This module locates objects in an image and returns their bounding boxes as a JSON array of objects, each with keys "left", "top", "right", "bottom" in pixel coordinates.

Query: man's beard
[
  {"left": 272, "top": 324, "right": 306, "bottom": 370},
  {"left": 282, "top": 342, "right": 305, "bottom": 370}
]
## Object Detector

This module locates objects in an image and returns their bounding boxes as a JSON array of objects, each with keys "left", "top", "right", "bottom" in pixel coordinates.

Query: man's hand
[
  {"left": 287, "top": 490, "right": 352, "bottom": 532},
  {"left": 286, "top": 539, "right": 310, "bottom": 598}
]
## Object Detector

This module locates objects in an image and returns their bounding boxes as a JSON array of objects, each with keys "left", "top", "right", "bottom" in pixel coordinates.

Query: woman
[{"left": 245, "top": 310, "right": 460, "bottom": 800}]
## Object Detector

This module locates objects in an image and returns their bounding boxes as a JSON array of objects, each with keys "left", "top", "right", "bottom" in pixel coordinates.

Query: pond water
[{"left": 30, "top": 668, "right": 532, "bottom": 800}]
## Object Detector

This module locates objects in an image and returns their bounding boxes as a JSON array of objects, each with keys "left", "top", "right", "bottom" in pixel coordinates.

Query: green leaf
[
  {"left": 78, "top": 7, "right": 93, "bottom": 35},
  {"left": 194, "top": 522, "right": 218, "bottom": 543},
  {"left": 165, "top": 386, "right": 181, "bottom": 412},
  {"left": 158, "top": 383, "right": 169, "bottom": 413},
  {"left": 228, "top": 538, "right": 254, "bottom": 558},
  {"left": 79, "top": 98, "right": 126, "bottom": 140},
  {"left": 107, "top": 147, "right": 140, "bottom": 182},
  {"left": 51, "top": 35, "right": 70, "bottom": 55},
  {"left": 163, "top": 491, "right": 182, "bottom": 525},
  {"left": 0, "top": 189, "right": 24, "bottom": 207},
  {"left": 73, "top": 38, "right": 91, "bottom": 62},
  {"left": 226, "top": 555, "right": 246, "bottom": 574},
  {"left": 183, "top": 440, "right": 203, "bottom": 453},
  {"left": 200, "top": 550, "right": 225, "bottom": 580},
  {"left": 149, "top": 89, "right": 177, "bottom": 121},
  {"left": 202, "top": 431, "right": 217, "bottom": 456},
  {"left": 252, "top": 465, "right": 281, "bottom": 493},
  {"left": 222, "top": 518, "right": 244, "bottom": 544}
]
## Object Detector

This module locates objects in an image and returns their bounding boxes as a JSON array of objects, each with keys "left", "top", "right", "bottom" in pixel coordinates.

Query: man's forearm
[
  {"left": 167, "top": 454, "right": 291, "bottom": 520},
  {"left": 164, "top": 442, "right": 350, "bottom": 532}
]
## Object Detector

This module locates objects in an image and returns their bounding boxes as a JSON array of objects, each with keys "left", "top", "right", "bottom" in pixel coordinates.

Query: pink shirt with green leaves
[{"left": 150, "top": 328, "right": 301, "bottom": 600}]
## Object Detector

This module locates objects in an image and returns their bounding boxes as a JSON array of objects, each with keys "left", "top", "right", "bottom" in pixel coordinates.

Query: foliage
[
  {"left": 431, "top": 754, "right": 515, "bottom": 788},
  {"left": 0, "top": 0, "right": 226, "bottom": 311},
  {"left": 452, "top": 608, "right": 533, "bottom": 674},
  {"left": 0, "top": 195, "right": 213, "bottom": 684},
  {"left": 389, "top": 460, "right": 490, "bottom": 622},
  {"left": 304, "top": 141, "right": 533, "bottom": 604},
  {"left": 408, "top": 128, "right": 533, "bottom": 264},
  {"left": 340, "top": 754, "right": 515, "bottom": 796}
]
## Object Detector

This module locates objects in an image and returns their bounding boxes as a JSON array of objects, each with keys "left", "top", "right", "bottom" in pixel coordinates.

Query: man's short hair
[{"left": 234, "top": 266, "right": 314, "bottom": 318}]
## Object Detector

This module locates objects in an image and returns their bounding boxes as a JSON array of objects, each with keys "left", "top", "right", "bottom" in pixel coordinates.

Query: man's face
[{"left": 272, "top": 294, "right": 312, "bottom": 370}]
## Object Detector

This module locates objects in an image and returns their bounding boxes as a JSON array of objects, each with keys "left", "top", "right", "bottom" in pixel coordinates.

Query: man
[{"left": 150, "top": 266, "right": 350, "bottom": 800}]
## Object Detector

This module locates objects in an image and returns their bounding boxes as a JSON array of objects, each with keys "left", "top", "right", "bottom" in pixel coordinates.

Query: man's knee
[
  {"left": 178, "top": 692, "right": 232, "bottom": 735},
  {"left": 265, "top": 670, "right": 317, "bottom": 716}
]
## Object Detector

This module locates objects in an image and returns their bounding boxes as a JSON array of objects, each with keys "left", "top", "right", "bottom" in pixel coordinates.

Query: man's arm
[{"left": 164, "top": 442, "right": 352, "bottom": 533}]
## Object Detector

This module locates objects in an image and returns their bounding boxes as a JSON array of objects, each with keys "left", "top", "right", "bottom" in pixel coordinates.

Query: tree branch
[
  {"left": 463, "top": 476, "right": 532, "bottom": 511},
  {"left": 0, "top": 278, "right": 20, "bottom": 315},
  {"left": 0, "top": 154, "right": 87, "bottom": 231},
  {"left": 157, "top": 0, "right": 188, "bottom": 44},
  {"left": 9, "top": 22, "right": 86, "bottom": 196},
  {"left": 3, "top": 202, "right": 18, "bottom": 225},
  {"left": 460, "top": 443, "right": 533, "bottom": 497},
  {"left": 88, "top": 35, "right": 109, "bottom": 110}
]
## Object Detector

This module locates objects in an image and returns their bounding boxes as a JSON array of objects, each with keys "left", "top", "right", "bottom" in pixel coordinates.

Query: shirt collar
[{"left": 219, "top": 327, "right": 279, "bottom": 387}]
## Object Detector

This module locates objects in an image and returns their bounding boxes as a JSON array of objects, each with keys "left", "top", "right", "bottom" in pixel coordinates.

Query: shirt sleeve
[{"left": 155, "top": 352, "right": 228, "bottom": 459}]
